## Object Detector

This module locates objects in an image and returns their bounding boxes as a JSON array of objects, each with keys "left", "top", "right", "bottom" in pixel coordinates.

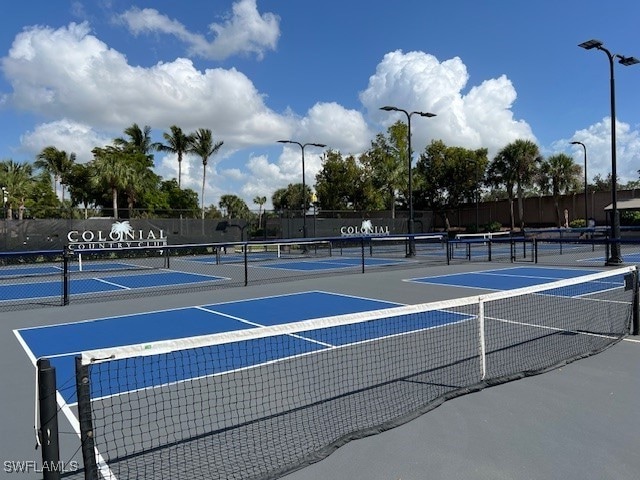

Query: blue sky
[{"left": 1, "top": 0, "right": 639, "bottom": 209}]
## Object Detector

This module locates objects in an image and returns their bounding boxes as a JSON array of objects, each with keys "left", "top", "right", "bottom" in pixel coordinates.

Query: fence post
[
  {"left": 445, "top": 236, "right": 450, "bottom": 265},
  {"left": 244, "top": 242, "right": 249, "bottom": 286},
  {"left": 62, "top": 247, "right": 71, "bottom": 306}
]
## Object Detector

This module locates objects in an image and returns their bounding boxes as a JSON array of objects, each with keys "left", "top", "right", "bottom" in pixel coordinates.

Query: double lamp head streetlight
[
  {"left": 277, "top": 140, "right": 326, "bottom": 239},
  {"left": 578, "top": 39, "right": 639, "bottom": 265},
  {"left": 379, "top": 106, "right": 436, "bottom": 256}
]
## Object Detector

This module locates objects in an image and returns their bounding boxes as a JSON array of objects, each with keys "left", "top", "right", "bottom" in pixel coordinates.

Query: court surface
[
  {"left": 16, "top": 291, "right": 402, "bottom": 405},
  {"left": 0, "top": 261, "right": 151, "bottom": 278},
  {"left": 4, "top": 262, "right": 639, "bottom": 480},
  {"left": 579, "top": 252, "right": 640, "bottom": 264},
  {"left": 0, "top": 255, "right": 413, "bottom": 303},
  {"left": 178, "top": 253, "right": 410, "bottom": 270},
  {"left": 0, "top": 270, "right": 227, "bottom": 302},
  {"left": 258, "top": 256, "right": 405, "bottom": 270},
  {"left": 407, "top": 266, "right": 608, "bottom": 290},
  {"left": 15, "top": 265, "right": 622, "bottom": 407}
]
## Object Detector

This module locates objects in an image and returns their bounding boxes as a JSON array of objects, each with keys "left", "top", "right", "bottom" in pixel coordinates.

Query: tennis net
[
  {"left": 236, "top": 239, "right": 333, "bottom": 261},
  {"left": 65, "top": 245, "right": 169, "bottom": 275},
  {"left": 0, "top": 249, "right": 65, "bottom": 280},
  {"left": 330, "top": 234, "right": 447, "bottom": 260},
  {"left": 64, "top": 266, "right": 637, "bottom": 480},
  {"left": 454, "top": 231, "right": 512, "bottom": 242},
  {"left": 368, "top": 233, "right": 447, "bottom": 257}
]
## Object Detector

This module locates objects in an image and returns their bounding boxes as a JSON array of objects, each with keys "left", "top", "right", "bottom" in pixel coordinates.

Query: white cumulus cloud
[
  {"left": 20, "top": 120, "right": 111, "bottom": 164},
  {"left": 117, "top": 0, "right": 280, "bottom": 61},
  {"left": 7, "top": 18, "right": 635, "bottom": 213},
  {"left": 360, "top": 49, "right": 535, "bottom": 159},
  {"left": 1, "top": 21, "right": 290, "bottom": 146},
  {"left": 559, "top": 118, "right": 640, "bottom": 184}
]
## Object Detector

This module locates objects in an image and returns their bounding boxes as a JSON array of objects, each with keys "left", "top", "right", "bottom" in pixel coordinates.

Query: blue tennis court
[
  {"left": 579, "top": 252, "right": 640, "bottom": 263},
  {"left": 182, "top": 252, "right": 277, "bottom": 264},
  {"left": 0, "top": 261, "right": 150, "bottom": 278},
  {"left": 67, "top": 261, "right": 151, "bottom": 272},
  {"left": 260, "top": 257, "right": 405, "bottom": 271},
  {"left": 180, "top": 254, "right": 406, "bottom": 270},
  {"left": 0, "top": 271, "right": 226, "bottom": 302},
  {"left": 16, "top": 291, "right": 476, "bottom": 405},
  {"left": 16, "top": 292, "right": 407, "bottom": 403},
  {"left": 13, "top": 264, "right": 636, "bottom": 480},
  {"left": 15, "top": 266, "right": 627, "bottom": 404},
  {"left": 407, "top": 266, "right": 622, "bottom": 292},
  {"left": 0, "top": 265, "right": 63, "bottom": 277}
]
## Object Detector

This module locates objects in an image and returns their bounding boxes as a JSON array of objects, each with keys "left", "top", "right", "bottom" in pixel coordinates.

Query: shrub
[
  {"left": 621, "top": 211, "right": 640, "bottom": 226},
  {"left": 570, "top": 219, "right": 586, "bottom": 228},
  {"left": 485, "top": 221, "right": 502, "bottom": 233}
]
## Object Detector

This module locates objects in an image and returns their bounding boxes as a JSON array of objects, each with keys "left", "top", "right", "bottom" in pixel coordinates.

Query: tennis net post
[
  {"left": 633, "top": 270, "right": 639, "bottom": 336},
  {"left": 75, "top": 356, "right": 100, "bottom": 480},
  {"left": 37, "top": 358, "right": 60, "bottom": 480}
]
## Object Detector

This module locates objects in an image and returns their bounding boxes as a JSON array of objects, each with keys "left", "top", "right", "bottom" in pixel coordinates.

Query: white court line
[{"left": 93, "top": 277, "right": 131, "bottom": 290}]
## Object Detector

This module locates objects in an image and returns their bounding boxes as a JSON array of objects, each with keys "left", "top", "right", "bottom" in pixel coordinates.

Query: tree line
[
  {"left": 0, "top": 124, "right": 224, "bottom": 220},
  {"left": 279, "top": 121, "right": 639, "bottom": 229},
  {"left": 1, "top": 121, "right": 638, "bottom": 229}
]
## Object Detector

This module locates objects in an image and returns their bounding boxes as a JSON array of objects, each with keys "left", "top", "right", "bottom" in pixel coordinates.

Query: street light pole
[
  {"left": 1, "top": 187, "right": 7, "bottom": 220},
  {"left": 570, "top": 141, "right": 588, "bottom": 224},
  {"left": 475, "top": 159, "right": 480, "bottom": 231},
  {"left": 277, "top": 140, "right": 326, "bottom": 239},
  {"left": 579, "top": 39, "right": 639, "bottom": 265},
  {"left": 380, "top": 106, "right": 436, "bottom": 256}
]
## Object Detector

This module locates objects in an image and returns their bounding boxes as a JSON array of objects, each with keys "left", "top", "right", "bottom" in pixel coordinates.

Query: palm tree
[
  {"left": 487, "top": 147, "right": 518, "bottom": 229},
  {"left": 122, "top": 160, "right": 159, "bottom": 217},
  {"left": 489, "top": 139, "right": 541, "bottom": 230},
  {"left": 219, "top": 194, "right": 250, "bottom": 218},
  {"left": 253, "top": 195, "right": 267, "bottom": 229},
  {"left": 188, "top": 128, "right": 224, "bottom": 219},
  {"left": 90, "top": 146, "right": 130, "bottom": 219},
  {"left": 58, "top": 152, "right": 75, "bottom": 203},
  {"left": 66, "top": 163, "right": 94, "bottom": 219},
  {"left": 35, "top": 146, "right": 75, "bottom": 202},
  {"left": 114, "top": 123, "right": 154, "bottom": 166},
  {"left": 537, "top": 153, "right": 582, "bottom": 227},
  {"left": 512, "top": 139, "right": 542, "bottom": 229},
  {"left": 153, "top": 125, "right": 193, "bottom": 189},
  {"left": 0, "top": 160, "right": 33, "bottom": 220},
  {"left": 271, "top": 188, "right": 288, "bottom": 212}
]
